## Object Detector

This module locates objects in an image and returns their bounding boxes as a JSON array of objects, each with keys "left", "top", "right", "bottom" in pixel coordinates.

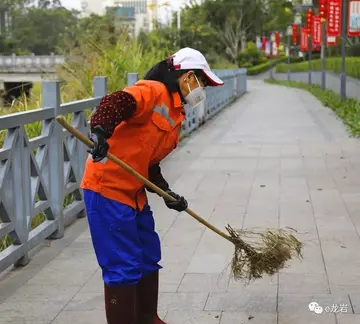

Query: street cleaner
[{"left": 80, "top": 47, "right": 224, "bottom": 324}]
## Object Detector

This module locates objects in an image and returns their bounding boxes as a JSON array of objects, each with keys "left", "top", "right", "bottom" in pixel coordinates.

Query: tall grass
[
  {"left": 0, "top": 32, "right": 171, "bottom": 252},
  {"left": 58, "top": 32, "right": 173, "bottom": 100}
]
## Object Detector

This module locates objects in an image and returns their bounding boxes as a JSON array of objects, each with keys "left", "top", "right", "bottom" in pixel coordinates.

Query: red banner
[
  {"left": 292, "top": 24, "right": 298, "bottom": 44},
  {"left": 275, "top": 31, "right": 280, "bottom": 48},
  {"left": 262, "top": 36, "right": 267, "bottom": 51},
  {"left": 348, "top": 0, "right": 360, "bottom": 37},
  {"left": 312, "top": 16, "right": 322, "bottom": 45},
  {"left": 327, "top": 0, "right": 342, "bottom": 37},
  {"left": 300, "top": 28, "right": 308, "bottom": 51}
]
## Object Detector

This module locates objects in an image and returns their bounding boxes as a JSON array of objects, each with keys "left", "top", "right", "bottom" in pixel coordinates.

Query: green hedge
[
  {"left": 247, "top": 56, "right": 302, "bottom": 75},
  {"left": 264, "top": 78, "right": 360, "bottom": 137},
  {"left": 247, "top": 62, "right": 272, "bottom": 75},
  {"left": 275, "top": 57, "right": 360, "bottom": 79}
]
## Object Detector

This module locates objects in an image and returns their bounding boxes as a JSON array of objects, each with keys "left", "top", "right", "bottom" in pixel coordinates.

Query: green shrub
[
  {"left": 349, "top": 43, "right": 360, "bottom": 56},
  {"left": 246, "top": 56, "right": 293, "bottom": 75},
  {"left": 275, "top": 57, "right": 360, "bottom": 79},
  {"left": 247, "top": 62, "right": 271, "bottom": 75},
  {"left": 238, "top": 41, "right": 266, "bottom": 67},
  {"left": 212, "top": 55, "right": 238, "bottom": 69},
  {"left": 240, "top": 62, "right": 253, "bottom": 69},
  {"left": 264, "top": 78, "right": 360, "bottom": 136}
]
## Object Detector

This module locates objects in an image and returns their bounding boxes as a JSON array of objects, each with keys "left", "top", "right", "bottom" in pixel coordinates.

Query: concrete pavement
[{"left": 1, "top": 79, "right": 360, "bottom": 323}]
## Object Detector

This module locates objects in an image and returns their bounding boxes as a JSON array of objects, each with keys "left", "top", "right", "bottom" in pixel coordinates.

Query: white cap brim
[{"left": 203, "top": 70, "right": 224, "bottom": 86}]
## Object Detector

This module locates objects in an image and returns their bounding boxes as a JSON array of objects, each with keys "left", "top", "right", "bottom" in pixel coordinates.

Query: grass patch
[
  {"left": 246, "top": 56, "right": 304, "bottom": 75},
  {"left": 264, "top": 78, "right": 360, "bottom": 137},
  {"left": 275, "top": 57, "right": 360, "bottom": 80}
]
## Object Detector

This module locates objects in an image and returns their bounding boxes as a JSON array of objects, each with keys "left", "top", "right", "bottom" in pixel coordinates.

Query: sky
[{"left": 59, "top": 0, "right": 189, "bottom": 23}]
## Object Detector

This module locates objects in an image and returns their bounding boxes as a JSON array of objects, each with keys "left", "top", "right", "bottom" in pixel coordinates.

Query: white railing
[{"left": 0, "top": 54, "right": 66, "bottom": 72}]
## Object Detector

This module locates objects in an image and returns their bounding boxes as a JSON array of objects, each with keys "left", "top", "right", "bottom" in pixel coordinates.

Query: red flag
[
  {"left": 327, "top": 0, "right": 342, "bottom": 37},
  {"left": 262, "top": 36, "right": 267, "bottom": 51},
  {"left": 275, "top": 31, "right": 280, "bottom": 48},
  {"left": 312, "top": 16, "right": 322, "bottom": 45},
  {"left": 292, "top": 24, "right": 298, "bottom": 44},
  {"left": 300, "top": 28, "right": 308, "bottom": 51}
]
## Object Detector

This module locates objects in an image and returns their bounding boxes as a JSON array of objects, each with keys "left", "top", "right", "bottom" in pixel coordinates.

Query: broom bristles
[{"left": 225, "top": 225, "right": 304, "bottom": 284}]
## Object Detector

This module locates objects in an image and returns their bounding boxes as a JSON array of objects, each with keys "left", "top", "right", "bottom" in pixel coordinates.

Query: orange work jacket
[{"left": 80, "top": 80, "right": 186, "bottom": 211}]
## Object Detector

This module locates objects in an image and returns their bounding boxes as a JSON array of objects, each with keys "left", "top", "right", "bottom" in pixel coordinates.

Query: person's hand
[
  {"left": 163, "top": 189, "right": 188, "bottom": 212},
  {"left": 87, "top": 125, "right": 109, "bottom": 162}
]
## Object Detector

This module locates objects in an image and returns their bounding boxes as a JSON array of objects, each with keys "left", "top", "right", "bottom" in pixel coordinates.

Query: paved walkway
[{"left": 1, "top": 80, "right": 360, "bottom": 324}]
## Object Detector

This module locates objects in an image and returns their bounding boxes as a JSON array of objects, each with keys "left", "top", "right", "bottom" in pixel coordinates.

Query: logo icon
[{"left": 308, "top": 302, "right": 323, "bottom": 315}]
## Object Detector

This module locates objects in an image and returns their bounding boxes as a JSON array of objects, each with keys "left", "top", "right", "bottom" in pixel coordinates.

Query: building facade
[
  {"left": 101, "top": 0, "right": 158, "bottom": 36},
  {"left": 106, "top": 6, "right": 136, "bottom": 36}
]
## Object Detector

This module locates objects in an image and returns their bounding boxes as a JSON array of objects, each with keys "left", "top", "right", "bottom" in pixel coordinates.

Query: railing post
[
  {"left": 244, "top": 69, "right": 247, "bottom": 92},
  {"left": 196, "top": 101, "right": 205, "bottom": 127},
  {"left": 127, "top": 73, "right": 138, "bottom": 86},
  {"left": 92, "top": 76, "right": 107, "bottom": 113},
  {"left": 11, "top": 125, "right": 30, "bottom": 267},
  {"left": 50, "top": 52, "right": 55, "bottom": 66},
  {"left": 42, "top": 80, "right": 64, "bottom": 239},
  {"left": 233, "top": 70, "right": 238, "bottom": 97},
  {"left": 93, "top": 76, "right": 107, "bottom": 98}
]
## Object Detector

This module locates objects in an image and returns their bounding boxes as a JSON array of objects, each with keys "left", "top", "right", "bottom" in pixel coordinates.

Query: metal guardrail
[{"left": 0, "top": 68, "right": 247, "bottom": 273}]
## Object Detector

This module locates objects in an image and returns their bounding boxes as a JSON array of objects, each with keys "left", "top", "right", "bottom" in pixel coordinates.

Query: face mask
[{"left": 184, "top": 75, "right": 206, "bottom": 108}]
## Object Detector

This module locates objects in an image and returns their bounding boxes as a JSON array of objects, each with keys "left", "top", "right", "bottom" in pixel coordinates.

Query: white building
[{"left": 81, "top": 0, "right": 159, "bottom": 36}]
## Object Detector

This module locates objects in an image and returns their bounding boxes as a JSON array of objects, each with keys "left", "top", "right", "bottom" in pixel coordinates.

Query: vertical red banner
[
  {"left": 300, "top": 28, "right": 308, "bottom": 51},
  {"left": 262, "top": 36, "right": 267, "bottom": 51},
  {"left": 312, "top": 16, "right": 322, "bottom": 45},
  {"left": 275, "top": 31, "right": 280, "bottom": 48},
  {"left": 327, "top": 0, "right": 342, "bottom": 37},
  {"left": 292, "top": 24, "right": 298, "bottom": 44}
]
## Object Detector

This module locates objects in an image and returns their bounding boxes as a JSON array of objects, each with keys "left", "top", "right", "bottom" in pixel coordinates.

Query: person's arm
[
  {"left": 90, "top": 81, "right": 157, "bottom": 138},
  {"left": 90, "top": 90, "right": 137, "bottom": 138},
  {"left": 146, "top": 163, "right": 170, "bottom": 193},
  {"left": 146, "top": 163, "right": 188, "bottom": 212}
]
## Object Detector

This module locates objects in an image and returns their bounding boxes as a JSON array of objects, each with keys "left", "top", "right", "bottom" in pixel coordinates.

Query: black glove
[
  {"left": 163, "top": 189, "right": 188, "bottom": 212},
  {"left": 87, "top": 125, "right": 109, "bottom": 162},
  {"left": 146, "top": 163, "right": 170, "bottom": 194}
]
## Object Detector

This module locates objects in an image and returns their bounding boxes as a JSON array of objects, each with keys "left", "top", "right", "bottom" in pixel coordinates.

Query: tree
[
  {"left": 215, "top": 9, "right": 251, "bottom": 63},
  {"left": 37, "top": 0, "right": 62, "bottom": 9},
  {"left": 8, "top": 6, "right": 78, "bottom": 54}
]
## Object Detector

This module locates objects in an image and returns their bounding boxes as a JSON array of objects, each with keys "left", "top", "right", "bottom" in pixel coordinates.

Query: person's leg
[
  {"left": 135, "top": 204, "right": 165, "bottom": 324},
  {"left": 83, "top": 189, "right": 142, "bottom": 324}
]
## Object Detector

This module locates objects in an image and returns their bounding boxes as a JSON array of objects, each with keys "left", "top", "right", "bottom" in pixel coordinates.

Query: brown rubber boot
[
  {"left": 136, "top": 271, "right": 166, "bottom": 324},
  {"left": 104, "top": 283, "right": 137, "bottom": 324}
]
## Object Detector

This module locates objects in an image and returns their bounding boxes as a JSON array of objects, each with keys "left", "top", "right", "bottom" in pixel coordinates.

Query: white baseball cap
[{"left": 171, "top": 47, "right": 224, "bottom": 86}]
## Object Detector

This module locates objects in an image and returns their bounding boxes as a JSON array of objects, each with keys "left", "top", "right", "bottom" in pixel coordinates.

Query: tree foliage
[{"left": 0, "top": 0, "right": 299, "bottom": 66}]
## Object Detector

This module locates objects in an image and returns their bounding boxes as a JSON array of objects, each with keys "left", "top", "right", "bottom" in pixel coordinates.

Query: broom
[{"left": 56, "top": 116, "right": 303, "bottom": 283}]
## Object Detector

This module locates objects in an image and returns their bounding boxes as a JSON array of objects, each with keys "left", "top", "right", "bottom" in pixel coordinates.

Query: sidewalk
[{"left": 1, "top": 80, "right": 360, "bottom": 324}]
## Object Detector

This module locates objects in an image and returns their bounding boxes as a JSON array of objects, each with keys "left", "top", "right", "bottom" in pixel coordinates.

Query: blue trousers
[{"left": 83, "top": 189, "right": 162, "bottom": 286}]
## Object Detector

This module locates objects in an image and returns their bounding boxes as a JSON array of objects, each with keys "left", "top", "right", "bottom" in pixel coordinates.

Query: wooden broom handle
[{"left": 56, "top": 116, "right": 233, "bottom": 243}]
